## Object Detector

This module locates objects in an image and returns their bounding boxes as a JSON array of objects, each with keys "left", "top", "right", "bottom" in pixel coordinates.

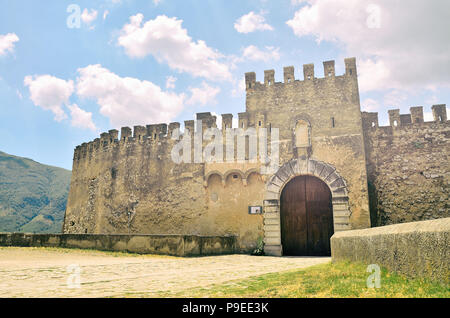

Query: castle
[{"left": 62, "top": 58, "right": 449, "bottom": 256}]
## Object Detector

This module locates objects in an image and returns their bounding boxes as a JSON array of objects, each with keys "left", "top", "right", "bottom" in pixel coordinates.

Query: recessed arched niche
[{"left": 294, "top": 119, "right": 311, "bottom": 157}]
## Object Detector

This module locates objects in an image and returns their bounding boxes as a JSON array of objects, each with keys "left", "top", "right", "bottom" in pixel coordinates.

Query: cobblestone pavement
[{"left": 0, "top": 247, "right": 330, "bottom": 298}]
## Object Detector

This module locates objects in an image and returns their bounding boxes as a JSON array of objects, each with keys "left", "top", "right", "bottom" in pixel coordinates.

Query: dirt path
[{"left": 0, "top": 247, "right": 330, "bottom": 298}]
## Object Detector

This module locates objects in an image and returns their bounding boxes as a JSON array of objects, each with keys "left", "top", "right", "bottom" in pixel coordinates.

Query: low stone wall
[
  {"left": 0, "top": 233, "right": 237, "bottom": 257},
  {"left": 331, "top": 218, "right": 449, "bottom": 284}
]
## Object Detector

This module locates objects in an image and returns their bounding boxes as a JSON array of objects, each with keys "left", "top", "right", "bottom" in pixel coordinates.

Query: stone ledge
[
  {"left": 0, "top": 233, "right": 237, "bottom": 257},
  {"left": 331, "top": 218, "right": 450, "bottom": 284}
]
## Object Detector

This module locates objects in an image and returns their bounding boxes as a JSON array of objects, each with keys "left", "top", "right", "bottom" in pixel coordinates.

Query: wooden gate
[{"left": 280, "top": 175, "right": 334, "bottom": 256}]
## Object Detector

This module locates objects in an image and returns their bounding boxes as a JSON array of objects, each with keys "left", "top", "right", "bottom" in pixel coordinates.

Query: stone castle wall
[
  {"left": 63, "top": 56, "right": 448, "bottom": 255},
  {"left": 362, "top": 105, "right": 449, "bottom": 226},
  {"left": 63, "top": 114, "right": 267, "bottom": 252}
]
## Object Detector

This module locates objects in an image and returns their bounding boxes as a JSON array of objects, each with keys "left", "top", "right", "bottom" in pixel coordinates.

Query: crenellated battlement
[
  {"left": 245, "top": 57, "right": 357, "bottom": 90},
  {"left": 362, "top": 104, "right": 448, "bottom": 130},
  {"left": 72, "top": 110, "right": 274, "bottom": 163}
]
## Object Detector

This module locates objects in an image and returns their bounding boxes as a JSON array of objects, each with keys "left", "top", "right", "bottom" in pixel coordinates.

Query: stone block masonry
[{"left": 362, "top": 105, "right": 449, "bottom": 226}]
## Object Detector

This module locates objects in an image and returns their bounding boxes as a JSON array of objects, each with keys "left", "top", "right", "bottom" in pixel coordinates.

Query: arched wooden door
[{"left": 280, "top": 175, "right": 334, "bottom": 256}]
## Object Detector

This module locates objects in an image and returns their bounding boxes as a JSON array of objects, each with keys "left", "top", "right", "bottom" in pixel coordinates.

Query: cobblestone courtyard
[{"left": 0, "top": 247, "right": 330, "bottom": 298}]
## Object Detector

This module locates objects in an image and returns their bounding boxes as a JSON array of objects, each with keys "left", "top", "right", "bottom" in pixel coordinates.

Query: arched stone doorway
[
  {"left": 263, "top": 159, "right": 351, "bottom": 256},
  {"left": 280, "top": 175, "right": 334, "bottom": 256}
]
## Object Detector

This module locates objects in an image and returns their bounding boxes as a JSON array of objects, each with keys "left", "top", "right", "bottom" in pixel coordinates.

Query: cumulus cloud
[
  {"left": 76, "top": 64, "right": 186, "bottom": 127},
  {"left": 24, "top": 75, "right": 74, "bottom": 121},
  {"left": 103, "top": 10, "right": 109, "bottom": 20},
  {"left": 117, "top": 14, "right": 232, "bottom": 81},
  {"left": 241, "top": 45, "right": 280, "bottom": 62},
  {"left": 0, "top": 33, "right": 19, "bottom": 56},
  {"left": 234, "top": 11, "right": 273, "bottom": 33},
  {"left": 68, "top": 104, "right": 97, "bottom": 131},
  {"left": 286, "top": 0, "right": 450, "bottom": 92},
  {"left": 81, "top": 9, "right": 98, "bottom": 25},
  {"left": 186, "top": 82, "right": 220, "bottom": 106}
]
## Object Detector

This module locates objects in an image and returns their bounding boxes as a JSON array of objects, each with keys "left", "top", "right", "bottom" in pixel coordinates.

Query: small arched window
[{"left": 295, "top": 120, "right": 311, "bottom": 148}]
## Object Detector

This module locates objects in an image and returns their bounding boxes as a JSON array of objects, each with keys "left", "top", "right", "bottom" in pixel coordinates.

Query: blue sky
[{"left": 1, "top": 0, "right": 449, "bottom": 170}]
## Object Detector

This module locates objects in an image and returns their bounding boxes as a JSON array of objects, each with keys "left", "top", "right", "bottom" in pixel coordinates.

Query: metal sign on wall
[{"left": 248, "top": 206, "right": 263, "bottom": 215}]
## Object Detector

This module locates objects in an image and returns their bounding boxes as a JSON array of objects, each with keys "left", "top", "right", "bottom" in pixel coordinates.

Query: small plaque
[{"left": 248, "top": 206, "right": 263, "bottom": 215}]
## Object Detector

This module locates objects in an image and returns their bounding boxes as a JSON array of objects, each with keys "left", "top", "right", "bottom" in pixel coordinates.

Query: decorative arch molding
[
  {"left": 204, "top": 168, "right": 264, "bottom": 187},
  {"left": 204, "top": 171, "right": 224, "bottom": 187},
  {"left": 262, "top": 158, "right": 352, "bottom": 256},
  {"left": 244, "top": 168, "right": 260, "bottom": 179}
]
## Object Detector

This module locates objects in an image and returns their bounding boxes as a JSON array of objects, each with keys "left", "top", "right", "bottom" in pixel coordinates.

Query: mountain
[{"left": 0, "top": 151, "right": 71, "bottom": 233}]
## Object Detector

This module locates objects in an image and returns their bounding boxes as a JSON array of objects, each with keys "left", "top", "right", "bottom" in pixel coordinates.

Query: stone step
[
  {"left": 264, "top": 230, "right": 281, "bottom": 238},
  {"left": 264, "top": 244, "right": 282, "bottom": 256},
  {"left": 334, "top": 223, "right": 352, "bottom": 231},
  {"left": 264, "top": 224, "right": 280, "bottom": 232},
  {"left": 334, "top": 210, "right": 351, "bottom": 217},
  {"left": 264, "top": 218, "right": 280, "bottom": 225},
  {"left": 264, "top": 237, "right": 281, "bottom": 245},
  {"left": 263, "top": 206, "right": 279, "bottom": 213},
  {"left": 263, "top": 212, "right": 279, "bottom": 220}
]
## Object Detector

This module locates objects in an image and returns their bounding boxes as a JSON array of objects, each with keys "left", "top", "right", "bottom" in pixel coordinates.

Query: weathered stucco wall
[
  {"left": 331, "top": 218, "right": 450, "bottom": 284},
  {"left": 0, "top": 233, "right": 237, "bottom": 256},
  {"left": 362, "top": 105, "right": 449, "bottom": 226},
  {"left": 64, "top": 119, "right": 265, "bottom": 253},
  {"left": 63, "top": 58, "right": 372, "bottom": 255}
]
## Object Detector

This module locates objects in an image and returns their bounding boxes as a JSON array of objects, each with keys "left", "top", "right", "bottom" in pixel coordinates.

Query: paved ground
[{"left": 0, "top": 247, "right": 330, "bottom": 298}]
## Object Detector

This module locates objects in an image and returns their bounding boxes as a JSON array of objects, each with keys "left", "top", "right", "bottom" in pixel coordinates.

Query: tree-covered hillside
[{"left": 0, "top": 151, "right": 71, "bottom": 233}]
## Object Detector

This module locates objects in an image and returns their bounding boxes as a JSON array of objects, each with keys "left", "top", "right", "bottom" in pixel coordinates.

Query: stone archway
[{"left": 263, "top": 158, "right": 351, "bottom": 256}]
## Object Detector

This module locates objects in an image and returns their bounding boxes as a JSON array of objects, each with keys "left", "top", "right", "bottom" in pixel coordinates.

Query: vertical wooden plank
[
  {"left": 306, "top": 176, "right": 334, "bottom": 256},
  {"left": 280, "top": 176, "right": 307, "bottom": 255}
]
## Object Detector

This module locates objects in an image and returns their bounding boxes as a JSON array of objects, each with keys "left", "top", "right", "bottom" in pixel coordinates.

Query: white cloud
[
  {"left": 153, "top": 0, "right": 162, "bottom": 5},
  {"left": 186, "top": 82, "right": 220, "bottom": 106},
  {"left": 81, "top": 9, "right": 98, "bottom": 25},
  {"left": 231, "top": 78, "right": 246, "bottom": 97},
  {"left": 68, "top": 104, "right": 97, "bottom": 131},
  {"left": 286, "top": 0, "right": 450, "bottom": 92},
  {"left": 241, "top": 45, "right": 280, "bottom": 62},
  {"left": 166, "top": 76, "right": 177, "bottom": 89},
  {"left": 103, "top": 10, "right": 109, "bottom": 20},
  {"left": 0, "top": 33, "right": 19, "bottom": 56},
  {"left": 76, "top": 64, "right": 186, "bottom": 127},
  {"left": 24, "top": 75, "right": 74, "bottom": 121},
  {"left": 361, "top": 98, "right": 380, "bottom": 112},
  {"left": 383, "top": 90, "right": 407, "bottom": 108},
  {"left": 118, "top": 14, "right": 232, "bottom": 81},
  {"left": 234, "top": 11, "right": 273, "bottom": 33}
]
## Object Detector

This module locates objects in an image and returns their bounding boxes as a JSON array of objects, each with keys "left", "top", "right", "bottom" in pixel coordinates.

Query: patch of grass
[{"left": 157, "top": 261, "right": 449, "bottom": 298}]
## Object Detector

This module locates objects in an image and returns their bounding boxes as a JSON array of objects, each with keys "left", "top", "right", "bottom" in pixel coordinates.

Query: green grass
[{"left": 157, "top": 261, "right": 449, "bottom": 298}]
